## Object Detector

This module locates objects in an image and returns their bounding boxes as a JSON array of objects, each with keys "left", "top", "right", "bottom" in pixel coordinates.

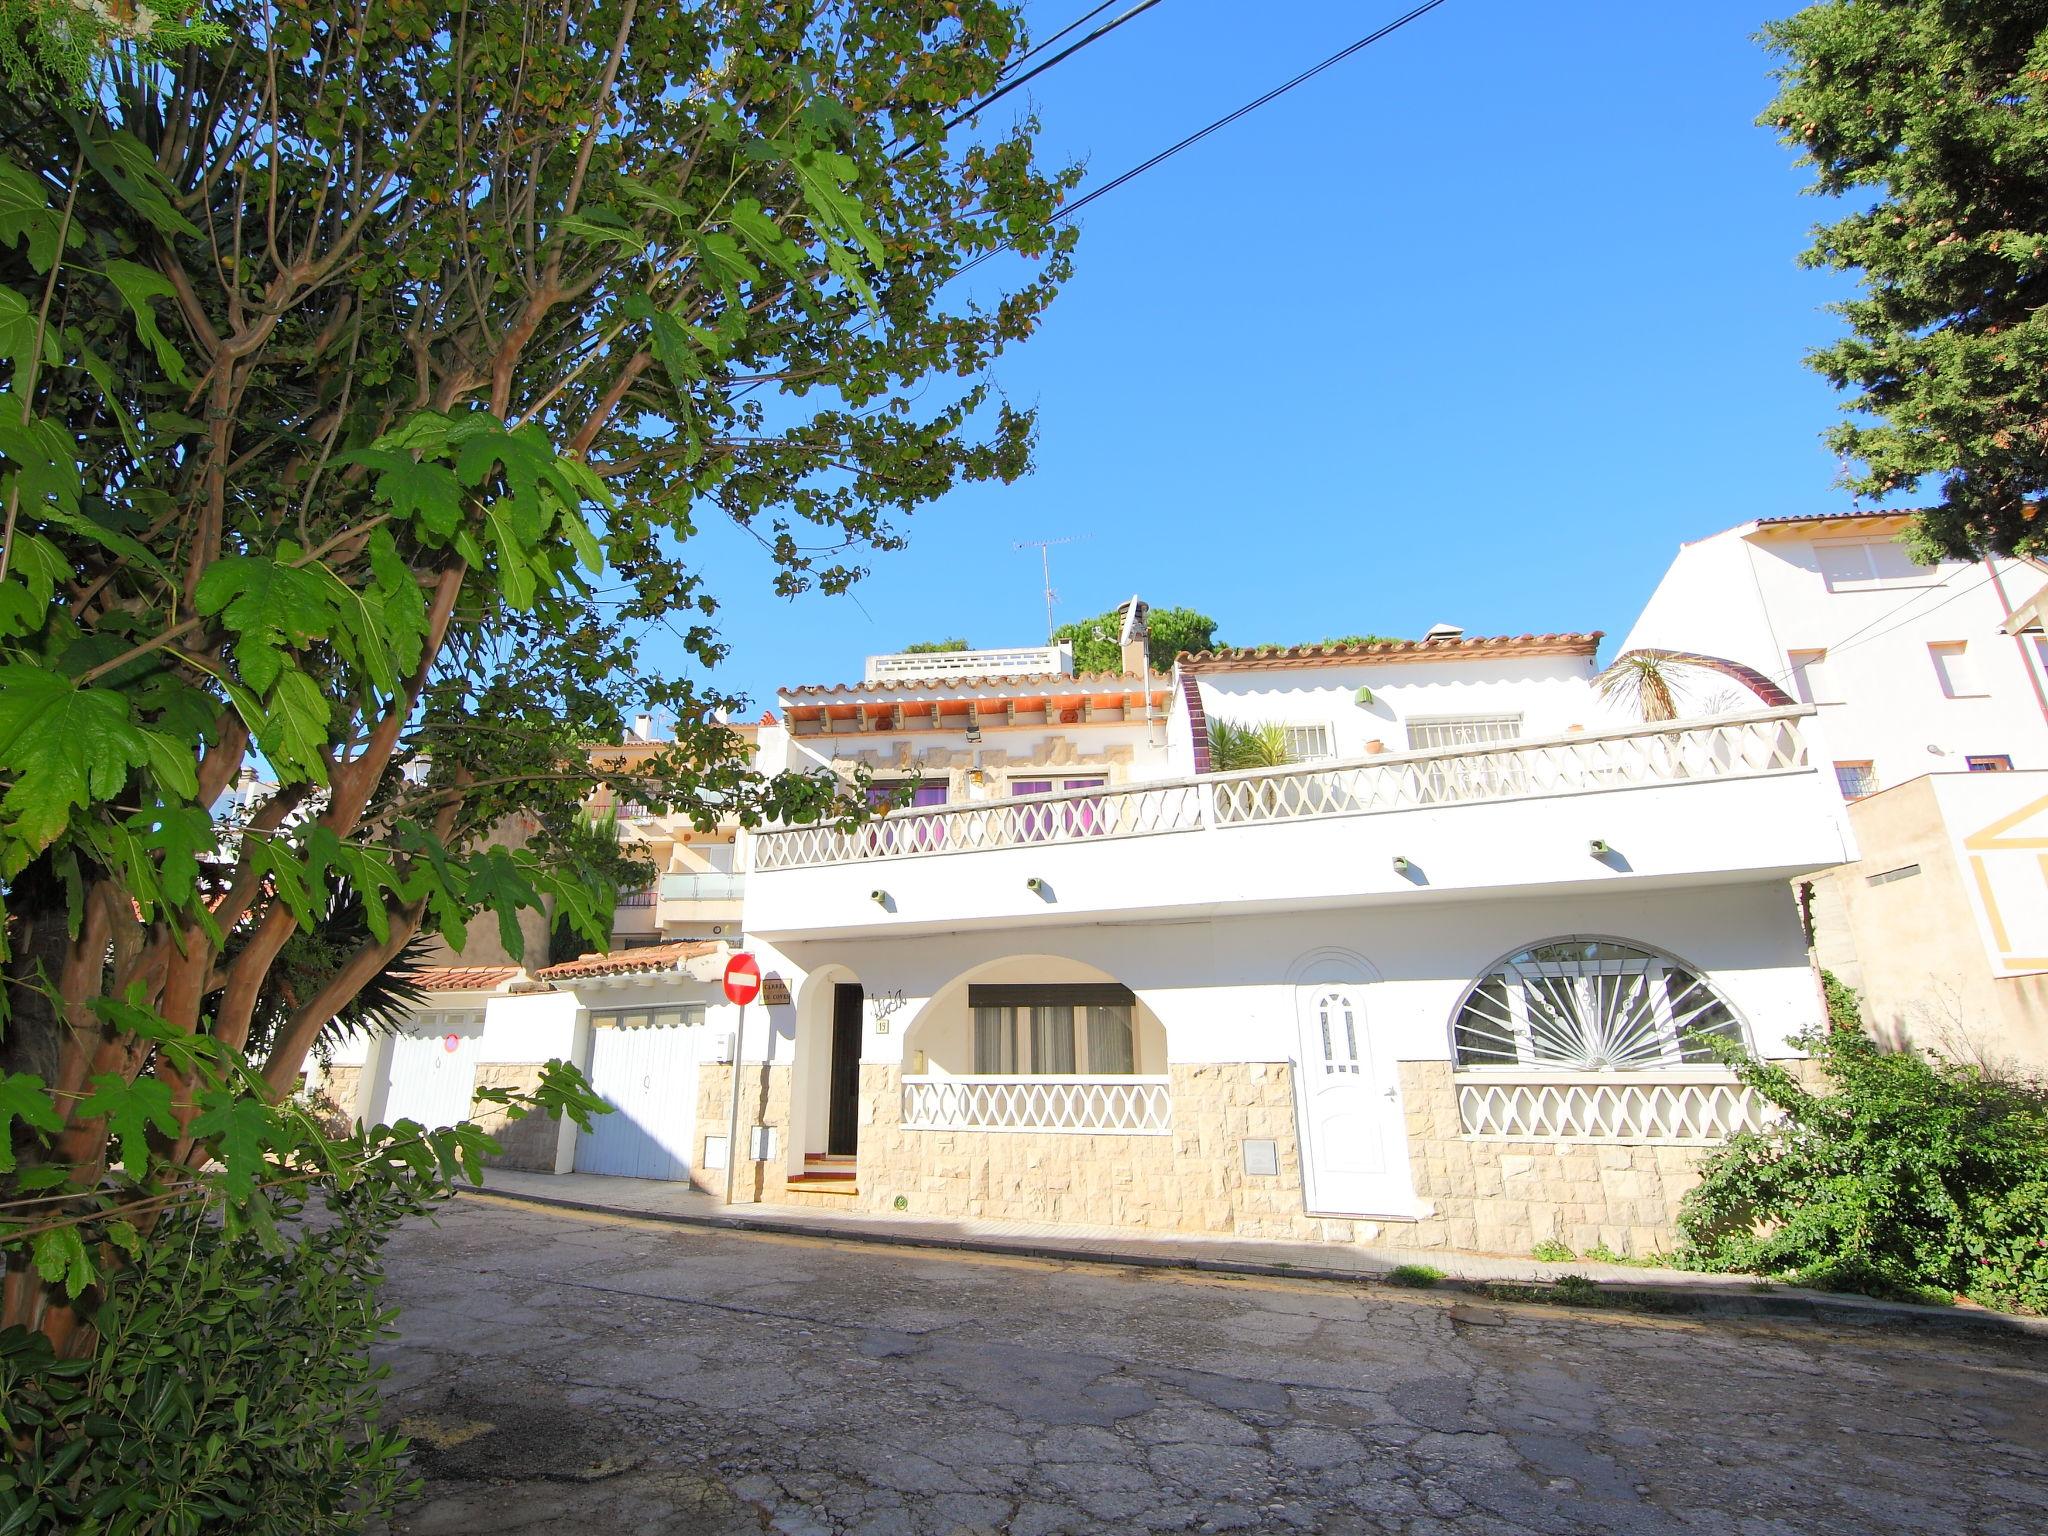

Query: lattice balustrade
[
  {"left": 1454, "top": 1075, "right": 1768, "bottom": 1144},
  {"left": 900, "top": 1075, "right": 1173, "bottom": 1134},
  {"left": 750, "top": 708, "right": 1812, "bottom": 869}
]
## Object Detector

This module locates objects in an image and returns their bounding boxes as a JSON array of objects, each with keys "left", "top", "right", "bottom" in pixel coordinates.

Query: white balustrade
[
  {"left": 865, "top": 644, "right": 1074, "bottom": 682},
  {"left": 1454, "top": 1073, "right": 1768, "bottom": 1144},
  {"left": 900, "top": 1074, "right": 1173, "bottom": 1134},
  {"left": 752, "top": 708, "right": 1812, "bottom": 871}
]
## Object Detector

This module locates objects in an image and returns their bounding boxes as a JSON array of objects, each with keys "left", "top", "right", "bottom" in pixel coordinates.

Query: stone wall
[
  {"left": 692, "top": 1062, "right": 793, "bottom": 1200},
  {"left": 308, "top": 1065, "right": 363, "bottom": 1133},
  {"left": 840, "top": 1062, "right": 1327, "bottom": 1239},
  {"left": 1393, "top": 1060, "right": 1831, "bottom": 1258},
  {"left": 470, "top": 1063, "right": 559, "bottom": 1172}
]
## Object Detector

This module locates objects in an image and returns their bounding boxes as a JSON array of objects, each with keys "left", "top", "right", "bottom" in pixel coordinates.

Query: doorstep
[{"left": 461, "top": 1169, "right": 2048, "bottom": 1342}]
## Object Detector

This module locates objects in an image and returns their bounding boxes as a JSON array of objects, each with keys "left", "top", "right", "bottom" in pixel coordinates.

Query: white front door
[{"left": 1295, "top": 982, "right": 1413, "bottom": 1215}]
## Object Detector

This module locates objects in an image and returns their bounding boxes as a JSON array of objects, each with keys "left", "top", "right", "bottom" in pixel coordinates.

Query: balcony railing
[
  {"left": 1455, "top": 1072, "right": 1767, "bottom": 1144},
  {"left": 865, "top": 642, "right": 1073, "bottom": 683},
  {"left": 753, "top": 708, "right": 1812, "bottom": 871},
  {"left": 900, "top": 1074, "right": 1172, "bottom": 1134},
  {"left": 659, "top": 871, "right": 745, "bottom": 902}
]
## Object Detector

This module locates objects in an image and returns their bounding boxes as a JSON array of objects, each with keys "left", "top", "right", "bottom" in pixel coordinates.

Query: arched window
[
  {"left": 1450, "top": 939, "right": 1746, "bottom": 1071},
  {"left": 1316, "top": 991, "right": 1360, "bottom": 1075}
]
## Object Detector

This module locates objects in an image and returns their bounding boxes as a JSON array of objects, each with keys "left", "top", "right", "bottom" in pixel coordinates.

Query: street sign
[
  {"left": 442, "top": 1033, "right": 460, "bottom": 1053},
  {"left": 722, "top": 951, "right": 761, "bottom": 1007}
]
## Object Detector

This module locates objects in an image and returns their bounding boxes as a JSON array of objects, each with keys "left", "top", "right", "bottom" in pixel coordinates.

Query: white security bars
[
  {"left": 753, "top": 708, "right": 1812, "bottom": 870},
  {"left": 1454, "top": 1074, "right": 1767, "bottom": 1144},
  {"left": 900, "top": 1074, "right": 1173, "bottom": 1134}
]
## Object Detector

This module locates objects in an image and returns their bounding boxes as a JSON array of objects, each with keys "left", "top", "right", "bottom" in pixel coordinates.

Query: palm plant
[
  {"left": 1206, "top": 718, "right": 1295, "bottom": 771},
  {"left": 1597, "top": 651, "right": 1700, "bottom": 723}
]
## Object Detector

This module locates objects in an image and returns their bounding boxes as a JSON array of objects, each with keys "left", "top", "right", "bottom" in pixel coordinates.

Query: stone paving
[{"left": 375, "top": 1198, "right": 2048, "bottom": 1536}]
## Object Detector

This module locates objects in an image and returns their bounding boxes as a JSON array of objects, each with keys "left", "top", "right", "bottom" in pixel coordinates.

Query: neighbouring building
[
  {"left": 324, "top": 612, "right": 1853, "bottom": 1257},
  {"left": 1619, "top": 510, "right": 2048, "bottom": 1069}
]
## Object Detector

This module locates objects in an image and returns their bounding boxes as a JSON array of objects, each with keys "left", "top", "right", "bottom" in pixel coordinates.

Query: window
[
  {"left": 1815, "top": 537, "right": 1938, "bottom": 592},
  {"left": 1280, "top": 724, "right": 1334, "bottom": 761},
  {"left": 1834, "top": 761, "right": 1879, "bottom": 799},
  {"left": 1929, "top": 642, "right": 1985, "bottom": 698},
  {"left": 1967, "top": 755, "right": 2013, "bottom": 772},
  {"left": 1450, "top": 939, "right": 1746, "bottom": 1070},
  {"left": 1405, "top": 715, "right": 1523, "bottom": 750},
  {"left": 1316, "top": 991, "right": 1361, "bottom": 1076},
  {"left": 1787, "top": 649, "right": 1836, "bottom": 705},
  {"left": 966, "top": 983, "right": 1136, "bottom": 1074},
  {"left": 1009, "top": 777, "right": 1107, "bottom": 839}
]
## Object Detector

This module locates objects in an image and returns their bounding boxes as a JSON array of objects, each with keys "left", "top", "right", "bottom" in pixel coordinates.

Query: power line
[
  {"left": 944, "top": 0, "right": 1169, "bottom": 130},
  {"left": 1007, "top": 0, "right": 1130, "bottom": 74}
]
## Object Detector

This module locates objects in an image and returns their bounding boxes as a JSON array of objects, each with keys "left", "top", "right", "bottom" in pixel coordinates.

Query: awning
[{"left": 2001, "top": 579, "right": 2048, "bottom": 634}]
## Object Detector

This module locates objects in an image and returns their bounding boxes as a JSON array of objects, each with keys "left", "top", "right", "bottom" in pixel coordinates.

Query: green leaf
[
  {"left": 365, "top": 527, "right": 427, "bottom": 677},
  {"left": 727, "top": 198, "right": 804, "bottom": 276},
  {"left": 0, "top": 1070, "right": 63, "bottom": 1172},
  {"left": 77, "top": 1073, "right": 178, "bottom": 1176},
  {"left": 791, "top": 149, "right": 885, "bottom": 265},
  {"left": 193, "top": 555, "right": 338, "bottom": 693},
  {"left": 0, "top": 401, "right": 82, "bottom": 520},
  {"left": 0, "top": 285, "right": 58, "bottom": 376},
  {"left": 31, "top": 1228, "right": 93, "bottom": 1299},
  {"left": 78, "top": 125, "right": 201, "bottom": 240},
  {"left": 343, "top": 448, "right": 465, "bottom": 536},
  {"left": 552, "top": 209, "right": 646, "bottom": 255},
  {"left": 0, "top": 667, "right": 159, "bottom": 873},
  {"left": 101, "top": 260, "right": 190, "bottom": 387},
  {"left": 186, "top": 1089, "right": 278, "bottom": 1202},
  {"left": 690, "top": 229, "right": 756, "bottom": 293},
  {"left": 0, "top": 156, "right": 61, "bottom": 272},
  {"left": 0, "top": 532, "right": 62, "bottom": 638},
  {"left": 253, "top": 670, "right": 331, "bottom": 785}
]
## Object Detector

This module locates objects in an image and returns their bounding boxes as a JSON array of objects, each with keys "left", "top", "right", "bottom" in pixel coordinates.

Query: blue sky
[{"left": 657, "top": 0, "right": 1872, "bottom": 714}]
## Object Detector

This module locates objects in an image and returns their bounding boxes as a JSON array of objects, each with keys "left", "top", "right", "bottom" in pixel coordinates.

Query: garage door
[
  {"left": 385, "top": 1013, "right": 482, "bottom": 1129},
  {"left": 575, "top": 1004, "right": 705, "bottom": 1181}
]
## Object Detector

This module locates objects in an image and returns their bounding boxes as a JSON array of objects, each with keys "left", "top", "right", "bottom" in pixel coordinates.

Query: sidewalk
[{"left": 463, "top": 1168, "right": 2048, "bottom": 1340}]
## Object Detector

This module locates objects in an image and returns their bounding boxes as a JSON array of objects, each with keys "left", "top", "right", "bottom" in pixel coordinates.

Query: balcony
[
  {"left": 865, "top": 642, "right": 1073, "bottom": 683},
  {"left": 657, "top": 870, "right": 744, "bottom": 933},
  {"left": 746, "top": 708, "right": 1850, "bottom": 939}
]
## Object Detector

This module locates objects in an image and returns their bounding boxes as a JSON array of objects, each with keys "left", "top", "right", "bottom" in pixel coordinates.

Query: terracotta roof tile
[
  {"left": 415, "top": 965, "right": 522, "bottom": 992},
  {"left": 1180, "top": 634, "right": 1602, "bottom": 670},
  {"left": 535, "top": 939, "right": 722, "bottom": 982},
  {"left": 780, "top": 670, "right": 1170, "bottom": 699}
]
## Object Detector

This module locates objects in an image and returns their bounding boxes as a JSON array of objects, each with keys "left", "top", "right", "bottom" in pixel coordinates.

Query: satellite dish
[{"left": 1117, "top": 595, "right": 1149, "bottom": 646}]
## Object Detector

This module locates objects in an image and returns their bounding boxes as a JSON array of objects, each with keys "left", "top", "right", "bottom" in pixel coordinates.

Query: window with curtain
[{"left": 966, "top": 984, "right": 1139, "bottom": 1074}]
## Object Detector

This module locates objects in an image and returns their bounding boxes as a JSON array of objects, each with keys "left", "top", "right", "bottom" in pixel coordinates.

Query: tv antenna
[{"left": 1014, "top": 534, "right": 1090, "bottom": 641}]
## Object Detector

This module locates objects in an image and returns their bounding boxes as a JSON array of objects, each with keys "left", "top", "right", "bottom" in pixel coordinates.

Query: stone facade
[
  {"left": 834, "top": 1062, "right": 1327, "bottom": 1239},
  {"left": 470, "top": 1063, "right": 559, "bottom": 1172},
  {"left": 308, "top": 1064, "right": 363, "bottom": 1133},
  {"left": 691, "top": 1062, "right": 794, "bottom": 1200},
  {"left": 1395, "top": 1061, "right": 1710, "bottom": 1257}
]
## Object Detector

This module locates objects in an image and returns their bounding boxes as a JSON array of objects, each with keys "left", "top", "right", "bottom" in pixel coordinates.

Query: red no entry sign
[{"left": 722, "top": 951, "right": 761, "bottom": 1006}]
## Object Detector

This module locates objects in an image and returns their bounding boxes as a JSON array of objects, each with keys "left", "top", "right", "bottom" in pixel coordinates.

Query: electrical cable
[{"left": 943, "top": 0, "right": 1169, "bottom": 130}]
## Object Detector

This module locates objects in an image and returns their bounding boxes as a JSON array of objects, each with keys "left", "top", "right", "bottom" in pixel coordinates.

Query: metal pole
[{"left": 723, "top": 1000, "right": 746, "bottom": 1204}]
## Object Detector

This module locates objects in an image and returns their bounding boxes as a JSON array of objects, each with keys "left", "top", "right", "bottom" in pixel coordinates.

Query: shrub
[
  {"left": 1679, "top": 1022, "right": 2048, "bottom": 1311},
  {"left": 0, "top": 1175, "right": 431, "bottom": 1533},
  {"left": 1529, "top": 1239, "right": 1577, "bottom": 1263},
  {"left": 1383, "top": 1263, "right": 1444, "bottom": 1288}
]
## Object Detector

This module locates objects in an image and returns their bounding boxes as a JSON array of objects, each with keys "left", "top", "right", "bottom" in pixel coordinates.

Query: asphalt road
[{"left": 373, "top": 1195, "right": 2048, "bottom": 1536}]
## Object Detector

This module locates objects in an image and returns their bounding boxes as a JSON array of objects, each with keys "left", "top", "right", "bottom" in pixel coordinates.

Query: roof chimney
[
  {"left": 1422, "top": 623, "right": 1464, "bottom": 643},
  {"left": 1116, "top": 595, "right": 1150, "bottom": 677},
  {"left": 633, "top": 712, "right": 655, "bottom": 741}
]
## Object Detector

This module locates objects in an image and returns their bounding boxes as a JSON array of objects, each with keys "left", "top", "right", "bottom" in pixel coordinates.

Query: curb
[{"left": 455, "top": 1185, "right": 2048, "bottom": 1343}]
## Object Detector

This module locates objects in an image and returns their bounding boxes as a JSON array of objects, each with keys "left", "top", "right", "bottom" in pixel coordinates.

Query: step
[
  {"left": 785, "top": 1173, "right": 859, "bottom": 1196},
  {"left": 805, "top": 1154, "right": 857, "bottom": 1167},
  {"left": 794, "top": 1166, "right": 856, "bottom": 1183}
]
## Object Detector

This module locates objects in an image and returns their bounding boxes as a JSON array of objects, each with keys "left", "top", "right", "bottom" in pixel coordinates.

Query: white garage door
[
  {"left": 575, "top": 1004, "right": 705, "bottom": 1181},
  {"left": 385, "top": 1013, "right": 482, "bottom": 1129}
]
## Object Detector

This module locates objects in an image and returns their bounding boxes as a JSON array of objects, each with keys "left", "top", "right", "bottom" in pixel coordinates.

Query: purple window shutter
[{"left": 912, "top": 784, "right": 949, "bottom": 806}]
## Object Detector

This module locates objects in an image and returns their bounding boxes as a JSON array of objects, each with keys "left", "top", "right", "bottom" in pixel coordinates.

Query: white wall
[
  {"left": 752, "top": 879, "right": 1821, "bottom": 1080},
  {"left": 1622, "top": 520, "right": 2048, "bottom": 796},
  {"left": 1178, "top": 652, "right": 1604, "bottom": 771}
]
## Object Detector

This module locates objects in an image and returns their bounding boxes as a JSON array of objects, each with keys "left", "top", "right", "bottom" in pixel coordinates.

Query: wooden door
[{"left": 827, "top": 983, "right": 863, "bottom": 1156}]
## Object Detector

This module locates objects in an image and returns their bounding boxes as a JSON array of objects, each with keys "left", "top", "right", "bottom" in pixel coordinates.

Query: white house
[
  {"left": 1618, "top": 511, "right": 2048, "bottom": 1069},
  {"left": 328, "top": 619, "right": 1852, "bottom": 1257}
]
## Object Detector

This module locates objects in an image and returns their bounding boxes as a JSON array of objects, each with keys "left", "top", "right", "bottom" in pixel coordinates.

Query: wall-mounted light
[
  {"left": 1026, "top": 876, "right": 1046, "bottom": 893},
  {"left": 871, "top": 888, "right": 891, "bottom": 906},
  {"left": 1391, "top": 855, "right": 1410, "bottom": 874},
  {"left": 1588, "top": 839, "right": 1611, "bottom": 857},
  {"left": 1354, "top": 685, "right": 1375, "bottom": 707}
]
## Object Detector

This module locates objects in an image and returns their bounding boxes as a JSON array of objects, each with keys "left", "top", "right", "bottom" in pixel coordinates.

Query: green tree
[
  {"left": 901, "top": 637, "right": 972, "bottom": 653},
  {"left": 1206, "top": 719, "right": 1294, "bottom": 771},
  {"left": 1054, "top": 604, "right": 1217, "bottom": 672},
  {"left": 0, "top": 0, "right": 1077, "bottom": 1354},
  {"left": 1762, "top": 1, "right": 2048, "bottom": 557}
]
